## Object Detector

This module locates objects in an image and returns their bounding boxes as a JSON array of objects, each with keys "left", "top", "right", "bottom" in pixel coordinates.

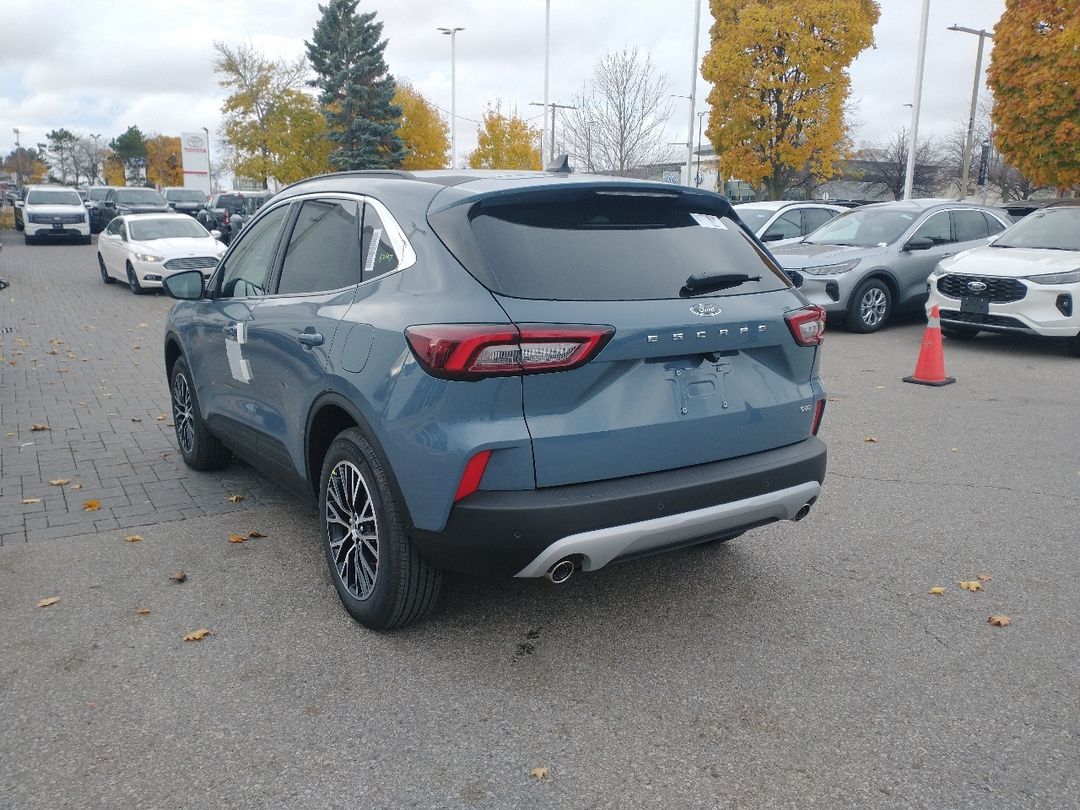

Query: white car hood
[
  {"left": 129, "top": 236, "right": 224, "bottom": 258},
  {"left": 26, "top": 204, "right": 85, "bottom": 216},
  {"left": 941, "top": 245, "right": 1080, "bottom": 278}
]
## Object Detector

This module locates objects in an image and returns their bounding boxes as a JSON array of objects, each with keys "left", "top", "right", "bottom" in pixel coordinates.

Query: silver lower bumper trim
[{"left": 514, "top": 480, "right": 821, "bottom": 578}]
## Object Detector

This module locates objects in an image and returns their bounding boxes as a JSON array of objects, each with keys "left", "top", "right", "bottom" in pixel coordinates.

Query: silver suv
[{"left": 771, "top": 200, "right": 1010, "bottom": 332}]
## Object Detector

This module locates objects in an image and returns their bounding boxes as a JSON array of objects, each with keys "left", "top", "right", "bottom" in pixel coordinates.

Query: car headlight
[
  {"left": 133, "top": 252, "right": 164, "bottom": 263},
  {"left": 929, "top": 263, "right": 949, "bottom": 279},
  {"left": 1024, "top": 269, "right": 1080, "bottom": 285},
  {"left": 801, "top": 259, "right": 861, "bottom": 276}
]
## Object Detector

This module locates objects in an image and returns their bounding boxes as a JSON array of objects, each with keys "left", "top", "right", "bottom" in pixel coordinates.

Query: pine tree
[{"left": 306, "top": 0, "right": 405, "bottom": 170}]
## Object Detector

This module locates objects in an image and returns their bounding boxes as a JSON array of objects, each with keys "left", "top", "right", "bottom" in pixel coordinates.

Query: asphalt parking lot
[{"left": 1, "top": 232, "right": 1077, "bottom": 809}]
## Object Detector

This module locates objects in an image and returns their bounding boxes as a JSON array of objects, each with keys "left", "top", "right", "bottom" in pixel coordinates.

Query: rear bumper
[{"left": 410, "top": 436, "right": 826, "bottom": 578}]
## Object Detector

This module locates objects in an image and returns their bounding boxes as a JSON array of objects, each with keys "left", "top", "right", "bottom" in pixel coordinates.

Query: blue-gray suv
[{"left": 162, "top": 168, "right": 828, "bottom": 629}]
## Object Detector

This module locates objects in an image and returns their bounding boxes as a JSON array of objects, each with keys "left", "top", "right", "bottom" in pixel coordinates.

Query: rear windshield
[
  {"left": 165, "top": 190, "right": 205, "bottom": 203},
  {"left": 215, "top": 195, "right": 244, "bottom": 210},
  {"left": 27, "top": 189, "right": 83, "bottom": 206},
  {"left": 432, "top": 192, "right": 791, "bottom": 301},
  {"left": 117, "top": 189, "right": 167, "bottom": 205},
  {"left": 88, "top": 188, "right": 111, "bottom": 201}
]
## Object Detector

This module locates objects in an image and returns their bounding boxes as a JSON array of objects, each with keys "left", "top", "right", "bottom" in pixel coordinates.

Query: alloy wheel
[
  {"left": 325, "top": 460, "right": 380, "bottom": 601},
  {"left": 860, "top": 287, "right": 887, "bottom": 328},
  {"left": 171, "top": 372, "right": 196, "bottom": 455}
]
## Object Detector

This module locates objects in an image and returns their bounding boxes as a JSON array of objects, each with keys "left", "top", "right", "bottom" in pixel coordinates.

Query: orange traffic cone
[{"left": 903, "top": 306, "right": 955, "bottom": 386}]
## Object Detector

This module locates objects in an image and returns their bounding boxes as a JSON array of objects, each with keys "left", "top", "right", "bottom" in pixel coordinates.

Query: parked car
[
  {"left": 927, "top": 201, "right": 1080, "bottom": 356},
  {"left": 734, "top": 201, "right": 846, "bottom": 243},
  {"left": 101, "top": 187, "right": 171, "bottom": 222},
  {"left": 97, "top": 213, "right": 225, "bottom": 295},
  {"left": 12, "top": 186, "right": 28, "bottom": 231},
  {"left": 770, "top": 200, "right": 1011, "bottom": 332},
  {"left": 18, "top": 185, "right": 91, "bottom": 245},
  {"left": 162, "top": 187, "right": 208, "bottom": 218},
  {"left": 161, "top": 169, "right": 828, "bottom": 629},
  {"left": 197, "top": 190, "right": 273, "bottom": 244},
  {"left": 85, "top": 185, "right": 119, "bottom": 233}
]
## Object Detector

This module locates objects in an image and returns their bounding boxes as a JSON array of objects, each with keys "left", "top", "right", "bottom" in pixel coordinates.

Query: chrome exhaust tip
[
  {"left": 794, "top": 503, "right": 812, "bottom": 521},
  {"left": 546, "top": 559, "right": 575, "bottom": 584}
]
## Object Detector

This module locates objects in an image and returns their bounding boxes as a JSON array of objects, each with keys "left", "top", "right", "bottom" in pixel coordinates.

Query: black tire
[
  {"left": 1068, "top": 333, "right": 1080, "bottom": 358},
  {"left": 319, "top": 427, "right": 442, "bottom": 630},
  {"left": 941, "top": 324, "right": 978, "bottom": 340},
  {"left": 81, "top": 234, "right": 92, "bottom": 245},
  {"left": 126, "top": 261, "right": 146, "bottom": 295},
  {"left": 846, "top": 278, "right": 893, "bottom": 333},
  {"left": 24, "top": 233, "right": 33, "bottom": 245},
  {"left": 169, "top": 357, "right": 231, "bottom": 470},
  {"left": 14, "top": 218, "right": 23, "bottom": 232},
  {"left": 98, "top": 254, "right": 115, "bottom": 284}
]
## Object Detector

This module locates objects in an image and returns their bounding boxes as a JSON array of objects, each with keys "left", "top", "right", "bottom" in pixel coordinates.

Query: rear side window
[
  {"left": 435, "top": 193, "right": 790, "bottom": 301},
  {"left": 803, "top": 208, "right": 836, "bottom": 233},
  {"left": 953, "top": 209, "right": 989, "bottom": 242},
  {"left": 277, "top": 199, "right": 361, "bottom": 295},
  {"left": 360, "top": 204, "right": 401, "bottom": 281},
  {"left": 983, "top": 212, "right": 1006, "bottom": 235}
]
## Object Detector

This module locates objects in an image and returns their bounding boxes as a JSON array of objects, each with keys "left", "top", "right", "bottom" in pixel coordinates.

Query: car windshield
[
  {"left": 805, "top": 208, "right": 918, "bottom": 247},
  {"left": 128, "top": 218, "right": 210, "bottom": 241},
  {"left": 88, "top": 188, "right": 111, "bottom": 201},
  {"left": 26, "top": 189, "right": 83, "bottom": 206},
  {"left": 117, "top": 189, "right": 166, "bottom": 205},
  {"left": 166, "top": 190, "right": 205, "bottom": 203},
  {"left": 992, "top": 208, "right": 1080, "bottom": 251},
  {"left": 734, "top": 207, "right": 777, "bottom": 230}
]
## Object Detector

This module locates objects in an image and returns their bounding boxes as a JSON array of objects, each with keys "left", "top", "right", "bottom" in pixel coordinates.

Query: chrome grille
[{"left": 164, "top": 257, "right": 219, "bottom": 271}]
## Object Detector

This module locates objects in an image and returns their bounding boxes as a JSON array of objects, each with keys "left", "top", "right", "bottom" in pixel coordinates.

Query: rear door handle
[{"left": 297, "top": 328, "right": 324, "bottom": 348}]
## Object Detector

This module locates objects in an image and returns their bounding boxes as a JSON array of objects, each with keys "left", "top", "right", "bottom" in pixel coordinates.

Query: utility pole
[
  {"left": 529, "top": 101, "right": 576, "bottom": 164},
  {"left": 202, "top": 127, "right": 213, "bottom": 194},
  {"left": 438, "top": 27, "right": 465, "bottom": 169},
  {"left": 903, "top": 0, "right": 931, "bottom": 200},
  {"left": 542, "top": 0, "right": 550, "bottom": 166},
  {"left": 685, "top": 0, "right": 702, "bottom": 187},
  {"left": 948, "top": 25, "right": 994, "bottom": 200},
  {"left": 11, "top": 128, "right": 21, "bottom": 189},
  {"left": 90, "top": 133, "right": 101, "bottom": 185},
  {"left": 695, "top": 111, "right": 707, "bottom": 187}
]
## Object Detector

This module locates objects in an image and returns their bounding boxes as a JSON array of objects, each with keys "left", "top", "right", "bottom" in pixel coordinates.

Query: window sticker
[
  {"left": 690, "top": 213, "right": 728, "bottom": 230},
  {"left": 363, "top": 227, "right": 383, "bottom": 274}
]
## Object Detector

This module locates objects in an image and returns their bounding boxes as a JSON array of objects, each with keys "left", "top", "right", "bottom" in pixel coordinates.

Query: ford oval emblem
[
  {"left": 689, "top": 303, "right": 722, "bottom": 317},
  {"left": 966, "top": 280, "right": 988, "bottom": 293}
]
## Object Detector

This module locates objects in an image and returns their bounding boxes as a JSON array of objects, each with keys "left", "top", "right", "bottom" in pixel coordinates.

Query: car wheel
[
  {"left": 846, "top": 278, "right": 893, "bottom": 333},
  {"left": 81, "top": 234, "right": 92, "bottom": 246},
  {"left": 941, "top": 324, "right": 978, "bottom": 340},
  {"left": 126, "top": 262, "right": 146, "bottom": 295},
  {"left": 169, "top": 358, "right": 231, "bottom": 470},
  {"left": 1068, "top": 333, "right": 1080, "bottom": 358},
  {"left": 98, "top": 254, "right": 116, "bottom": 284},
  {"left": 15, "top": 220, "right": 23, "bottom": 232},
  {"left": 320, "top": 427, "right": 442, "bottom": 630}
]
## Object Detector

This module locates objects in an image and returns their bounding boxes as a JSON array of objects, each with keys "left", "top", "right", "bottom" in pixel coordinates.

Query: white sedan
[
  {"left": 97, "top": 213, "right": 226, "bottom": 294},
  {"left": 928, "top": 202, "right": 1080, "bottom": 357}
]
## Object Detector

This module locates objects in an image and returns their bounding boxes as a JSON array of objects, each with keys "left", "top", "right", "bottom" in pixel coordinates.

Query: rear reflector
[
  {"left": 405, "top": 324, "right": 614, "bottom": 380},
  {"left": 454, "top": 450, "right": 493, "bottom": 502},
  {"left": 785, "top": 305, "right": 826, "bottom": 347},
  {"left": 811, "top": 399, "right": 826, "bottom": 434}
]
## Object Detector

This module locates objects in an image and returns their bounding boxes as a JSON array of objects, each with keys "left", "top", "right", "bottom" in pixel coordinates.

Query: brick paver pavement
[{"left": 0, "top": 230, "right": 293, "bottom": 544}]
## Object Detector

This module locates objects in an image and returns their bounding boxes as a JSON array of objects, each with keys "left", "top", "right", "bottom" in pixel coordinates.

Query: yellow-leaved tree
[
  {"left": 394, "top": 81, "right": 449, "bottom": 169},
  {"left": 702, "top": 0, "right": 880, "bottom": 199},
  {"left": 145, "top": 135, "right": 183, "bottom": 187},
  {"left": 988, "top": 0, "right": 1080, "bottom": 191},
  {"left": 467, "top": 104, "right": 541, "bottom": 170}
]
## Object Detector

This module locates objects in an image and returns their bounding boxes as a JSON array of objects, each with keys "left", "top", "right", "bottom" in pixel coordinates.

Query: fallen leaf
[
  {"left": 49, "top": 478, "right": 71, "bottom": 486},
  {"left": 183, "top": 628, "right": 212, "bottom": 642},
  {"left": 156, "top": 414, "right": 167, "bottom": 421},
  {"left": 130, "top": 417, "right": 142, "bottom": 423},
  {"left": 827, "top": 396, "right": 842, "bottom": 402},
  {"left": 874, "top": 385, "right": 886, "bottom": 390},
  {"left": 135, "top": 607, "right": 151, "bottom": 616},
  {"left": 988, "top": 615, "right": 1011, "bottom": 627},
  {"left": 5, "top": 432, "right": 14, "bottom": 437},
  {"left": 125, "top": 534, "right": 144, "bottom": 543},
  {"left": 951, "top": 447, "right": 959, "bottom": 452},
  {"left": 138, "top": 322, "right": 149, "bottom": 328},
  {"left": 228, "top": 533, "right": 248, "bottom": 544},
  {"left": 132, "top": 344, "right": 141, "bottom": 350},
  {"left": 169, "top": 571, "right": 188, "bottom": 583},
  {"left": 159, "top": 452, "right": 170, "bottom": 460},
  {"left": 30, "top": 424, "right": 50, "bottom": 432},
  {"left": 929, "top": 587, "right": 945, "bottom": 595},
  {"left": 45, "top": 349, "right": 59, "bottom": 356},
  {"left": 70, "top": 483, "right": 83, "bottom": 490},
  {"left": 21, "top": 497, "right": 42, "bottom": 504},
  {"left": 863, "top": 436, "right": 878, "bottom": 443},
  {"left": 530, "top": 767, "right": 550, "bottom": 781},
  {"left": 82, "top": 499, "right": 101, "bottom": 512},
  {"left": 958, "top": 580, "right": 983, "bottom": 592},
  {"left": 166, "top": 422, "right": 174, "bottom": 427},
  {"left": 37, "top": 596, "right": 61, "bottom": 608},
  {"left": 977, "top": 574, "right": 992, "bottom": 582},
  {"left": 227, "top": 494, "right": 245, "bottom": 503},
  {"left": 246, "top": 530, "right": 266, "bottom": 539}
]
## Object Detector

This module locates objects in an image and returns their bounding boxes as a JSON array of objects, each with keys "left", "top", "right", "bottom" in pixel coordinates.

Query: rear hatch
[{"left": 429, "top": 184, "right": 821, "bottom": 488}]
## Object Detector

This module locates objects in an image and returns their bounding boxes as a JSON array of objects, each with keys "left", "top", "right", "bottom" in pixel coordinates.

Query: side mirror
[
  {"left": 14, "top": 201, "right": 23, "bottom": 209},
  {"left": 904, "top": 236, "right": 934, "bottom": 251},
  {"left": 163, "top": 270, "right": 205, "bottom": 300},
  {"left": 761, "top": 231, "right": 786, "bottom": 243},
  {"left": 210, "top": 229, "right": 222, "bottom": 239}
]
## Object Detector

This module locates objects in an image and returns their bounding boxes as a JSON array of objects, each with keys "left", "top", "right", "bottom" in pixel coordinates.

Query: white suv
[{"left": 20, "top": 185, "right": 91, "bottom": 245}]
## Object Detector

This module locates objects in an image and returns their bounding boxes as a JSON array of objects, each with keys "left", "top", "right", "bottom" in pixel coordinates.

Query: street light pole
[
  {"left": 949, "top": 25, "right": 994, "bottom": 200},
  {"left": 685, "top": 0, "right": 702, "bottom": 187},
  {"left": 202, "top": 127, "right": 213, "bottom": 194},
  {"left": 903, "top": 0, "right": 931, "bottom": 200},
  {"left": 695, "top": 111, "right": 707, "bottom": 187},
  {"left": 12, "top": 128, "right": 21, "bottom": 189},
  {"left": 90, "top": 133, "right": 101, "bottom": 185},
  {"left": 542, "top": 0, "right": 550, "bottom": 163},
  {"left": 437, "top": 27, "right": 465, "bottom": 169},
  {"left": 529, "top": 102, "right": 576, "bottom": 166}
]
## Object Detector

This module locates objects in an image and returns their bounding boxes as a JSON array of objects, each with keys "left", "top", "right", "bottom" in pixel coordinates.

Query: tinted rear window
[{"left": 434, "top": 192, "right": 790, "bottom": 301}]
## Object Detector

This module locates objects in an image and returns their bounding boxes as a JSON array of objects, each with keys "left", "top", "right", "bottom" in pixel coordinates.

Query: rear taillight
[
  {"left": 811, "top": 399, "right": 825, "bottom": 434},
  {"left": 404, "top": 324, "right": 615, "bottom": 380},
  {"left": 785, "top": 305, "right": 826, "bottom": 347},
  {"left": 222, "top": 210, "right": 230, "bottom": 223}
]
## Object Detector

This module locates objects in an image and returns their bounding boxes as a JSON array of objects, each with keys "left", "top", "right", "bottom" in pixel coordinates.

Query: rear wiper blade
[{"left": 680, "top": 272, "right": 760, "bottom": 297}]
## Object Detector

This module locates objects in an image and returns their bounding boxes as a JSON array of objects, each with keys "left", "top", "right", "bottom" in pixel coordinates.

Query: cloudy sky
[{"left": 3, "top": 0, "right": 1005, "bottom": 172}]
